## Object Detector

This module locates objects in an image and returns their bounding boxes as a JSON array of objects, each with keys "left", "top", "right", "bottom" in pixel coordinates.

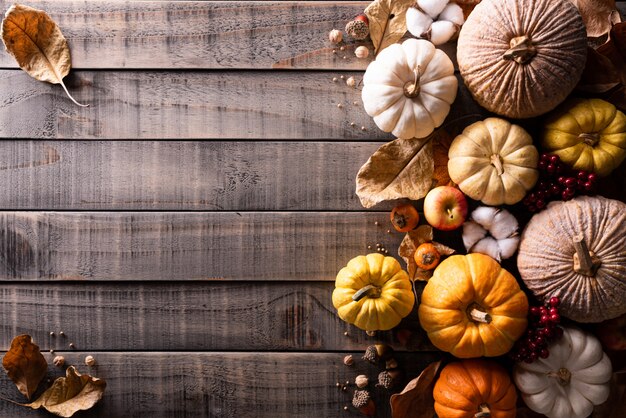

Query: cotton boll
[
  {"left": 491, "top": 210, "right": 519, "bottom": 240},
  {"left": 406, "top": 8, "right": 433, "bottom": 38},
  {"left": 470, "top": 236, "right": 501, "bottom": 262},
  {"left": 429, "top": 20, "right": 458, "bottom": 45},
  {"left": 498, "top": 236, "right": 520, "bottom": 259},
  {"left": 463, "top": 221, "right": 487, "bottom": 250},
  {"left": 439, "top": 3, "right": 464, "bottom": 26},
  {"left": 417, "top": 0, "right": 449, "bottom": 19},
  {"left": 471, "top": 206, "right": 498, "bottom": 229}
]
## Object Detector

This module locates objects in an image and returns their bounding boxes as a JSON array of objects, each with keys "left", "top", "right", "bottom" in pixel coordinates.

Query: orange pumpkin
[
  {"left": 434, "top": 359, "right": 517, "bottom": 418},
  {"left": 418, "top": 253, "right": 528, "bottom": 358}
]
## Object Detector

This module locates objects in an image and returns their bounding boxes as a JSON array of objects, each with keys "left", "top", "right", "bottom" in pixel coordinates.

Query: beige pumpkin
[
  {"left": 518, "top": 196, "right": 626, "bottom": 323},
  {"left": 457, "top": 0, "right": 587, "bottom": 118},
  {"left": 448, "top": 118, "right": 539, "bottom": 205}
]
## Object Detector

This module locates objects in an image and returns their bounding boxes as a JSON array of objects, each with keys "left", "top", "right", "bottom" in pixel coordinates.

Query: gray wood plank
[
  {"left": 0, "top": 1, "right": 455, "bottom": 70},
  {"left": 0, "top": 141, "right": 379, "bottom": 210},
  {"left": 0, "top": 212, "right": 413, "bottom": 281},
  {"left": 0, "top": 282, "right": 434, "bottom": 351},
  {"left": 0, "top": 352, "right": 441, "bottom": 418},
  {"left": 0, "top": 71, "right": 483, "bottom": 139}
]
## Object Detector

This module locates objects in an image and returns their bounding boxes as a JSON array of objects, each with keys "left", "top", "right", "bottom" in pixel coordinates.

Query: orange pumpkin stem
[
  {"left": 503, "top": 35, "right": 537, "bottom": 64},
  {"left": 490, "top": 154, "right": 504, "bottom": 176},
  {"left": 468, "top": 305, "right": 492, "bottom": 324},
  {"left": 403, "top": 66, "right": 421, "bottom": 98},
  {"left": 547, "top": 368, "right": 572, "bottom": 386},
  {"left": 474, "top": 403, "right": 491, "bottom": 418},
  {"left": 573, "top": 234, "right": 601, "bottom": 276},
  {"left": 352, "top": 284, "right": 382, "bottom": 301}
]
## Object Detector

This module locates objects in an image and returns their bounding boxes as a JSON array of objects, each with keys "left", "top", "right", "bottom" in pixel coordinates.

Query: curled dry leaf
[
  {"left": 431, "top": 130, "right": 455, "bottom": 188},
  {"left": 568, "top": 0, "right": 620, "bottom": 37},
  {"left": 398, "top": 225, "right": 455, "bottom": 281},
  {"left": 390, "top": 360, "right": 442, "bottom": 418},
  {"left": 2, "top": 335, "right": 47, "bottom": 400},
  {"left": 1, "top": 4, "right": 88, "bottom": 107},
  {"left": 22, "top": 366, "right": 106, "bottom": 417},
  {"left": 356, "top": 137, "right": 433, "bottom": 208},
  {"left": 365, "top": 0, "right": 415, "bottom": 54}
]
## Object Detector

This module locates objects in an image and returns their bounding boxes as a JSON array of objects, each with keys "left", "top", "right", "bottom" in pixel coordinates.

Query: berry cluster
[
  {"left": 510, "top": 297, "right": 563, "bottom": 363},
  {"left": 523, "top": 154, "right": 597, "bottom": 212}
]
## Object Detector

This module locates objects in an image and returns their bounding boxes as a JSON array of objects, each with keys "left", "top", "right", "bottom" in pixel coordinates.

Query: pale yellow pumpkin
[
  {"left": 332, "top": 253, "right": 414, "bottom": 331},
  {"left": 448, "top": 118, "right": 539, "bottom": 205}
]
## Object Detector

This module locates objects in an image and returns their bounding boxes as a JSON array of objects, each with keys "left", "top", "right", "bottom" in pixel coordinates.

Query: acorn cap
[
  {"left": 352, "top": 389, "right": 371, "bottom": 408},
  {"left": 345, "top": 20, "right": 370, "bottom": 40},
  {"left": 362, "top": 345, "right": 378, "bottom": 364}
]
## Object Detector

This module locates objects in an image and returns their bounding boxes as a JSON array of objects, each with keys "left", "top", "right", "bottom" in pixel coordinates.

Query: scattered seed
[
  {"left": 49, "top": 349, "right": 54, "bottom": 353},
  {"left": 69, "top": 343, "right": 75, "bottom": 349},
  {"left": 49, "top": 332, "right": 55, "bottom": 337},
  {"left": 387, "top": 229, "right": 391, "bottom": 234},
  {"left": 340, "top": 75, "right": 345, "bottom": 79},
  {"left": 342, "top": 386, "right": 348, "bottom": 391},
  {"left": 343, "top": 56, "right": 347, "bottom": 59},
  {"left": 374, "top": 221, "right": 379, "bottom": 226},
  {"left": 336, "top": 382, "right": 341, "bottom": 388},
  {"left": 333, "top": 49, "right": 337, "bottom": 54},
  {"left": 59, "top": 331, "right": 65, "bottom": 337},
  {"left": 367, "top": 245, "right": 371, "bottom": 249},
  {"left": 332, "top": 77, "right": 338, "bottom": 82},
  {"left": 350, "top": 122, "right": 356, "bottom": 127},
  {"left": 337, "top": 103, "right": 343, "bottom": 109},
  {"left": 353, "top": 101, "right": 358, "bottom": 105},
  {"left": 361, "top": 126, "right": 367, "bottom": 131},
  {"left": 344, "top": 331, "right": 349, "bottom": 336},
  {"left": 340, "top": 46, "right": 345, "bottom": 51},
  {"left": 366, "top": 330, "right": 376, "bottom": 337},
  {"left": 344, "top": 406, "right": 349, "bottom": 411}
]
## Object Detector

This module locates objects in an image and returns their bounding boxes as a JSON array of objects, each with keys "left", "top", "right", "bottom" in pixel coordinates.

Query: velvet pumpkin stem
[
  {"left": 352, "top": 284, "right": 382, "bottom": 301},
  {"left": 474, "top": 403, "right": 491, "bottom": 418},
  {"left": 573, "top": 234, "right": 601, "bottom": 276}
]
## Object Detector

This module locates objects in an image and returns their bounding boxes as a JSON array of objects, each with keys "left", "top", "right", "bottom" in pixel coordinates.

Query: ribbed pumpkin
[
  {"left": 542, "top": 98, "right": 626, "bottom": 177},
  {"left": 332, "top": 253, "right": 415, "bottom": 331},
  {"left": 418, "top": 253, "right": 528, "bottom": 358},
  {"left": 434, "top": 359, "right": 517, "bottom": 418},
  {"left": 518, "top": 196, "right": 626, "bottom": 323},
  {"left": 448, "top": 118, "right": 539, "bottom": 205},
  {"left": 457, "top": 0, "right": 587, "bottom": 118}
]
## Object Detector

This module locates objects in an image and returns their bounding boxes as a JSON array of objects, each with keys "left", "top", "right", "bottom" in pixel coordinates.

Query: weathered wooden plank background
[{"left": 0, "top": 0, "right": 623, "bottom": 417}]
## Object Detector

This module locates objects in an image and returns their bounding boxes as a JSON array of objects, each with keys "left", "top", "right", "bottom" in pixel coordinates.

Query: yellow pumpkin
[
  {"left": 542, "top": 98, "right": 626, "bottom": 176},
  {"left": 332, "top": 253, "right": 414, "bottom": 331},
  {"left": 418, "top": 253, "right": 528, "bottom": 358}
]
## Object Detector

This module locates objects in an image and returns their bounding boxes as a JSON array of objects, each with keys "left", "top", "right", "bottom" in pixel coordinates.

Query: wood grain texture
[
  {"left": 0, "top": 352, "right": 442, "bottom": 418},
  {"left": 0, "top": 141, "right": 378, "bottom": 210},
  {"left": 0, "top": 70, "right": 484, "bottom": 139},
  {"left": 0, "top": 282, "right": 435, "bottom": 351},
  {"left": 0, "top": 212, "right": 414, "bottom": 281},
  {"left": 0, "top": 1, "right": 458, "bottom": 70}
]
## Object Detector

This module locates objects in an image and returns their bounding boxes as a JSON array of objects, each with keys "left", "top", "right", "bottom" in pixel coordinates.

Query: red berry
[
  {"left": 584, "top": 181, "right": 593, "bottom": 192},
  {"left": 587, "top": 173, "right": 597, "bottom": 183},
  {"left": 538, "top": 161, "right": 547, "bottom": 170},
  {"left": 536, "top": 199, "right": 546, "bottom": 209},
  {"left": 551, "top": 185, "right": 561, "bottom": 196},
  {"left": 542, "top": 327, "right": 554, "bottom": 338},
  {"left": 550, "top": 314, "right": 560, "bottom": 323},
  {"left": 540, "top": 314, "right": 550, "bottom": 324},
  {"left": 540, "top": 307, "right": 548, "bottom": 315},
  {"left": 549, "top": 297, "right": 560, "bottom": 307},
  {"left": 530, "top": 307, "right": 541, "bottom": 316},
  {"left": 546, "top": 164, "right": 556, "bottom": 174},
  {"left": 578, "top": 170, "right": 587, "bottom": 180},
  {"left": 550, "top": 155, "right": 559, "bottom": 164},
  {"left": 564, "top": 178, "right": 576, "bottom": 188},
  {"left": 535, "top": 336, "right": 545, "bottom": 346},
  {"left": 549, "top": 307, "right": 559, "bottom": 315},
  {"left": 537, "top": 190, "right": 547, "bottom": 200},
  {"left": 539, "top": 349, "right": 550, "bottom": 359},
  {"left": 541, "top": 153, "right": 550, "bottom": 161}
]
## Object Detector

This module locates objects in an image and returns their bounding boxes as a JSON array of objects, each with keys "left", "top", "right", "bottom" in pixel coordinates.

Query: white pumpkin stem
[
  {"left": 468, "top": 304, "right": 492, "bottom": 324},
  {"left": 352, "top": 284, "right": 382, "bottom": 301},
  {"left": 403, "top": 65, "right": 422, "bottom": 98},
  {"left": 474, "top": 403, "right": 491, "bottom": 418},
  {"left": 573, "top": 234, "right": 601, "bottom": 276},
  {"left": 503, "top": 35, "right": 537, "bottom": 64},
  {"left": 547, "top": 368, "right": 572, "bottom": 386},
  {"left": 490, "top": 154, "right": 504, "bottom": 176},
  {"left": 579, "top": 133, "right": 600, "bottom": 146}
]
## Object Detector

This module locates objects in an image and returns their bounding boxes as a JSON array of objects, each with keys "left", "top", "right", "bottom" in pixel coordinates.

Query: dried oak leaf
[
  {"left": 365, "top": 0, "right": 414, "bottom": 54},
  {"left": 398, "top": 225, "right": 455, "bottom": 281},
  {"left": 432, "top": 130, "right": 455, "bottom": 188},
  {"left": 568, "top": 0, "right": 620, "bottom": 37},
  {"left": 390, "top": 360, "right": 442, "bottom": 418},
  {"left": 1, "top": 3, "right": 87, "bottom": 107},
  {"left": 454, "top": 0, "right": 482, "bottom": 19},
  {"left": 356, "top": 137, "right": 433, "bottom": 208},
  {"left": 22, "top": 366, "right": 106, "bottom": 417},
  {"left": 2, "top": 334, "right": 47, "bottom": 400}
]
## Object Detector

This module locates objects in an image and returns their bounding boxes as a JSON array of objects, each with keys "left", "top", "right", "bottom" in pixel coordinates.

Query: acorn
[
  {"left": 355, "top": 375, "right": 369, "bottom": 389},
  {"left": 352, "top": 389, "right": 375, "bottom": 416},
  {"left": 345, "top": 15, "right": 370, "bottom": 40},
  {"left": 374, "top": 344, "right": 394, "bottom": 361}
]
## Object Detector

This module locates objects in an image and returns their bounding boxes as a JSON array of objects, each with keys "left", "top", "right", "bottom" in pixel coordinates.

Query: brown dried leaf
[
  {"left": 390, "top": 360, "right": 442, "bottom": 418},
  {"left": 432, "top": 130, "right": 455, "bottom": 188},
  {"left": 578, "top": 46, "right": 622, "bottom": 93},
  {"left": 399, "top": 225, "right": 433, "bottom": 281},
  {"left": 22, "top": 366, "right": 106, "bottom": 417},
  {"left": 356, "top": 137, "right": 433, "bottom": 208},
  {"left": 1, "top": 4, "right": 87, "bottom": 106},
  {"left": 432, "top": 242, "right": 456, "bottom": 256},
  {"left": 2, "top": 335, "right": 47, "bottom": 400},
  {"left": 455, "top": 0, "right": 482, "bottom": 19},
  {"left": 365, "top": 0, "right": 414, "bottom": 54},
  {"left": 568, "top": 0, "right": 620, "bottom": 37}
]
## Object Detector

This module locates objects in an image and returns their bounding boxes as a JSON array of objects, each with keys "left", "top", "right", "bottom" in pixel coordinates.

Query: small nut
[
  {"left": 53, "top": 356, "right": 65, "bottom": 367},
  {"left": 365, "top": 330, "right": 376, "bottom": 337},
  {"left": 346, "top": 77, "right": 356, "bottom": 87},
  {"left": 84, "top": 355, "right": 96, "bottom": 366},
  {"left": 328, "top": 29, "right": 343, "bottom": 44},
  {"left": 355, "top": 46, "right": 370, "bottom": 59},
  {"left": 343, "top": 354, "right": 354, "bottom": 366},
  {"left": 355, "top": 375, "right": 369, "bottom": 389}
]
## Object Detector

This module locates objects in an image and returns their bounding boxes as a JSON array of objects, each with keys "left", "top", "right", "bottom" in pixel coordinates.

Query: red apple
[{"left": 423, "top": 186, "right": 468, "bottom": 231}]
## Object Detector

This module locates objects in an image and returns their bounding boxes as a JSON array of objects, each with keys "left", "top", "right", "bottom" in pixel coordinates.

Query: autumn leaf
[
  {"left": 2, "top": 335, "right": 47, "bottom": 400},
  {"left": 568, "top": 0, "right": 620, "bottom": 37},
  {"left": 432, "top": 130, "right": 455, "bottom": 188},
  {"left": 21, "top": 366, "right": 106, "bottom": 417},
  {"left": 365, "top": 0, "right": 414, "bottom": 54},
  {"left": 455, "top": 0, "right": 482, "bottom": 19},
  {"left": 1, "top": 4, "right": 88, "bottom": 107},
  {"left": 390, "top": 360, "right": 442, "bottom": 418},
  {"left": 398, "top": 225, "right": 455, "bottom": 281},
  {"left": 356, "top": 137, "right": 434, "bottom": 208}
]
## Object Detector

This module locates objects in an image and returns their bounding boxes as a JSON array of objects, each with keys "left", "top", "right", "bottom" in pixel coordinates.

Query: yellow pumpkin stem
[
  {"left": 572, "top": 234, "right": 601, "bottom": 276},
  {"left": 503, "top": 35, "right": 537, "bottom": 64},
  {"left": 352, "top": 284, "right": 382, "bottom": 301},
  {"left": 547, "top": 368, "right": 572, "bottom": 386},
  {"left": 403, "top": 66, "right": 421, "bottom": 98},
  {"left": 475, "top": 403, "right": 491, "bottom": 418},
  {"left": 490, "top": 154, "right": 504, "bottom": 176},
  {"left": 579, "top": 132, "right": 600, "bottom": 146}
]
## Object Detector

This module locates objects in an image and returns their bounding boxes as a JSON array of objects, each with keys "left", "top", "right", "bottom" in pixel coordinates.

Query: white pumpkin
[
  {"left": 361, "top": 39, "right": 457, "bottom": 139},
  {"left": 513, "top": 327, "right": 612, "bottom": 418}
]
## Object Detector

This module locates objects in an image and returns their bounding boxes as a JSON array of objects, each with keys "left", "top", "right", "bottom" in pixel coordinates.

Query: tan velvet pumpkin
[
  {"left": 457, "top": 0, "right": 587, "bottom": 118},
  {"left": 518, "top": 196, "right": 626, "bottom": 323}
]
